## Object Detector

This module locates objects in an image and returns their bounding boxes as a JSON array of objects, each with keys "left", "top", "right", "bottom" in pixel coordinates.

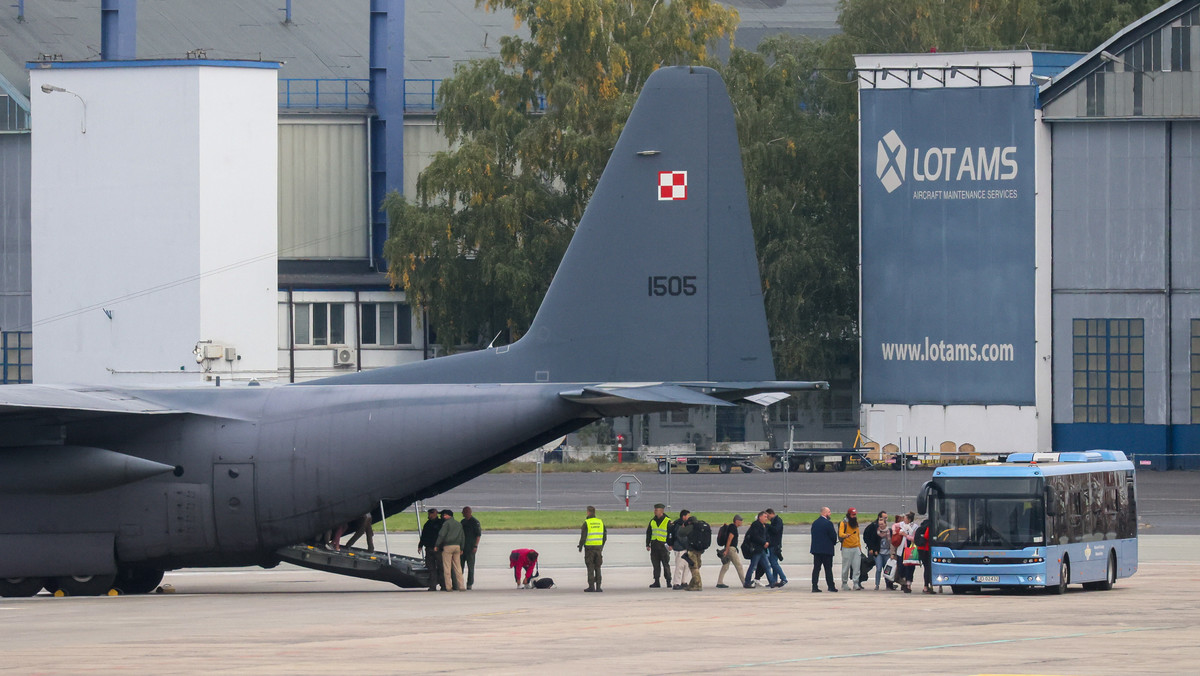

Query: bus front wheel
[{"left": 1050, "top": 558, "right": 1070, "bottom": 594}]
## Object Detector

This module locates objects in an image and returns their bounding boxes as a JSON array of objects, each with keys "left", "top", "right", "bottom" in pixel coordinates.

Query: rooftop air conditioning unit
[{"left": 334, "top": 348, "right": 356, "bottom": 366}]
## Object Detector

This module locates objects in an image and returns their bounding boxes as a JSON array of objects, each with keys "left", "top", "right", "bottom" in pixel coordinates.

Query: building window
[
  {"left": 360, "top": 303, "right": 412, "bottom": 346},
  {"left": 659, "top": 410, "right": 690, "bottom": 424},
  {"left": 1192, "top": 320, "right": 1200, "bottom": 423},
  {"left": 1072, "top": 318, "right": 1144, "bottom": 424},
  {"left": 1, "top": 331, "right": 32, "bottom": 384},
  {"left": 294, "top": 303, "right": 346, "bottom": 346}
]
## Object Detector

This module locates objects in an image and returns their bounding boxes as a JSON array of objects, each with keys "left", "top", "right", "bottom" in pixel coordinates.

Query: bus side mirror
[
  {"left": 1044, "top": 486, "right": 1058, "bottom": 516},
  {"left": 917, "top": 480, "right": 933, "bottom": 515}
]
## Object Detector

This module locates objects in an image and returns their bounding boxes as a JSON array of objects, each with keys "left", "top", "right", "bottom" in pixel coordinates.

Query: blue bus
[{"left": 917, "top": 450, "right": 1137, "bottom": 594}]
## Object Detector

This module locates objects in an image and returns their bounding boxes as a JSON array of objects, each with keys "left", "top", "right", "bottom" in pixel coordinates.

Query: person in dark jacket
[
  {"left": 743, "top": 511, "right": 776, "bottom": 588},
  {"left": 669, "top": 509, "right": 692, "bottom": 589},
  {"left": 418, "top": 508, "right": 443, "bottom": 591},
  {"left": 460, "top": 506, "right": 482, "bottom": 590},
  {"left": 862, "top": 511, "right": 893, "bottom": 590},
  {"left": 810, "top": 506, "right": 838, "bottom": 592},
  {"left": 764, "top": 508, "right": 788, "bottom": 588}
]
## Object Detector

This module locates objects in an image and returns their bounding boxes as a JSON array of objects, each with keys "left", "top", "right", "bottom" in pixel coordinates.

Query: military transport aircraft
[{"left": 0, "top": 66, "right": 825, "bottom": 597}]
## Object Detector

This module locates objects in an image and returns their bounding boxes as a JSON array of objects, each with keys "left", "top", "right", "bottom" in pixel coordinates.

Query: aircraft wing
[{"left": 0, "top": 385, "right": 182, "bottom": 419}]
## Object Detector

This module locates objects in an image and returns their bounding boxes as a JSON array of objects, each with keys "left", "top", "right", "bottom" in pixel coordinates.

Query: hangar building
[{"left": 856, "top": 0, "right": 1200, "bottom": 469}]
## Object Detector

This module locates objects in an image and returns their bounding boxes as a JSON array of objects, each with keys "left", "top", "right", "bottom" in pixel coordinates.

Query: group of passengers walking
[
  {"left": 345, "top": 502, "right": 934, "bottom": 594},
  {"left": 811, "top": 507, "right": 935, "bottom": 594}
]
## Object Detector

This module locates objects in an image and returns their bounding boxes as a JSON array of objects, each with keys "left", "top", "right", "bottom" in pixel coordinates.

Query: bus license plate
[{"left": 975, "top": 575, "right": 1000, "bottom": 583}]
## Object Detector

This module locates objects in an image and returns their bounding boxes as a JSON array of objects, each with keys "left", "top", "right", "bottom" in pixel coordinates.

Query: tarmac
[{"left": 3, "top": 531, "right": 1198, "bottom": 675}]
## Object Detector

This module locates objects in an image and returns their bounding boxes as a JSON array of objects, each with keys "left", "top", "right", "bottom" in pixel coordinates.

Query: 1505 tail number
[{"left": 647, "top": 275, "right": 698, "bottom": 297}]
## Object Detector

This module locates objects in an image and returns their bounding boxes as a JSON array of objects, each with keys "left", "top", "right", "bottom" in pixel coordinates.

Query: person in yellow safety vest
[
  {"left": 645, "top": 503, "right": 672, "bottom": 588},
  {"left": 578, "top": 505, "right": 607, "bottom": 592}
]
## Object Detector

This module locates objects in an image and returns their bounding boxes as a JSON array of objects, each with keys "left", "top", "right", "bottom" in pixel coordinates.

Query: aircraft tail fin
[{"left": 321, "top": 66, "right": 774, "bottom": 385}]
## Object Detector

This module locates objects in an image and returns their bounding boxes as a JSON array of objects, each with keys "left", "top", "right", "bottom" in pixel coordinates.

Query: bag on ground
[
  {"left": 533, "top": 577, "right": 554, "bottom": 589},
  {"left": 883, "top": 558, "right": 898, "bottom": 581}
]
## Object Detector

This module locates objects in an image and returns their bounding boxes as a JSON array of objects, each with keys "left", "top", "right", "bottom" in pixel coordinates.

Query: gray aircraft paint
[
  {"left": 0, "top": 66, "right": 823, "bottom": 593},
  {"left": 860, "top": 86, "right": 1037, "bottom": 405}
]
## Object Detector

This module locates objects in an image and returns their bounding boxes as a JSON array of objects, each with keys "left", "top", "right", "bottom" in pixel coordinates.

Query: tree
[
  {"left": 384, "top": 0, "right": 737, "bottom": 349},
  {"left": 719, "top": 35, "right": 860, "bottom": 379}
]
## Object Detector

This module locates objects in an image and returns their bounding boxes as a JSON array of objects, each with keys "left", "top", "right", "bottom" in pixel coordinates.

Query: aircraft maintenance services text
[{"left": 880, "top": 338, "right": 1015, "bottom": 362}]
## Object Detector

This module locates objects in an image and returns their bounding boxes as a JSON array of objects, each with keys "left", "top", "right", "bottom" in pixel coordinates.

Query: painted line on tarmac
[{"left": 725, "top": 626, "right": 1167, "bottom": 668}]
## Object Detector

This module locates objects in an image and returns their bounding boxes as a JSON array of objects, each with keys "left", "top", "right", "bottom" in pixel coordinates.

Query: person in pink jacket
[{"left": 509, "top": 548, "right": 539, "bottom": 588}]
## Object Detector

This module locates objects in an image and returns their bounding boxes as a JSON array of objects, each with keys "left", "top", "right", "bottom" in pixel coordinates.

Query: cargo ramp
[{"left": 275, "top": 544, "right": 431, "bottom": 588}]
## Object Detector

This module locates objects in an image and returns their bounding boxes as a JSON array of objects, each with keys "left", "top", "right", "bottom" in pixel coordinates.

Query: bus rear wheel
[{"left": 1086, "top": 552, "right": 1116, "bottom": 591}]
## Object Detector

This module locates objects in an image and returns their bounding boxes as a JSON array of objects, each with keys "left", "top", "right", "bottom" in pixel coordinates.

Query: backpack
[
  {"left": 689, "top": 520, "right": 713, "bottom": 551},
  {"left": 716, "top": 524, "right": 731, "bottom": 549},
  {"left": 532, "top": 577, "right": 554, "bottom": 589},
  {"left": 915, "top": 523, "right": 929, "bottom": 547}
]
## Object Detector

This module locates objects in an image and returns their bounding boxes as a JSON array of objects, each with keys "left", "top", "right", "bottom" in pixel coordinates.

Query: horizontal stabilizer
[
  {"left": 675, "top": 381, "right": 830, "bottom": 403},
  {"left": 560, "top": 383, "right": 734, "bottom": 416},
  {"left": 0, "top": 385, "right": 180, "bottom": 418}
]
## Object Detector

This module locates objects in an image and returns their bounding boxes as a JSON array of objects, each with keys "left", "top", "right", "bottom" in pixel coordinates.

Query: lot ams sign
[{"left": 876, "top": 129, "right": 1019, "bottom": 194}]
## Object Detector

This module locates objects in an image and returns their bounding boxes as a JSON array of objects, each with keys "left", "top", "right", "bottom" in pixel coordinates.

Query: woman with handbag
[{"left": 896, "top": 512, "right": 918, "bottom": 593}]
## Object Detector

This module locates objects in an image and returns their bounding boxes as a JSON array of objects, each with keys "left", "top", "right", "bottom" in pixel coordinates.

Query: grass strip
[{"left": 381, "top": 510, "right": 822, "bottom": 532}]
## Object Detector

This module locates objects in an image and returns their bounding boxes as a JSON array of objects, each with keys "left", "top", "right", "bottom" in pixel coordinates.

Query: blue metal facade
[
  {"left": 369, "top": 0, "right": 405, "bottom": 270},
  {"left": 100, "top": 0, "right": 137, "bottom": 61}
]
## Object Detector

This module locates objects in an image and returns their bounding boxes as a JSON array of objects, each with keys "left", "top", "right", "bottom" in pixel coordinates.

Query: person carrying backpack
[
  {"left": 838, "top": 508, "right": 863, "bottom": 590},
  {"left": 715, "top": 515, "right": 745, "bottom": 588},
  {"left": 915, "top": 519, "right": 934, "bottom": 594},
  {"left": 684, "top": 515, "right": 711, "bottom": 591}
]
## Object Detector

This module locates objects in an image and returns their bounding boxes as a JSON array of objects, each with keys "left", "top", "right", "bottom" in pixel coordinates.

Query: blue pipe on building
[
  {"left": 100, "top": 0, "right": 137, "bottom": 61},
  {"left": 369, "top": 0, "right": 404, "bottom": 271}
]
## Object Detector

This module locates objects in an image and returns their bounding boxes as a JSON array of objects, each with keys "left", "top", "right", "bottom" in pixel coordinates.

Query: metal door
[{"left": 212, "top": 463, "right": 259, "bottom": 549}]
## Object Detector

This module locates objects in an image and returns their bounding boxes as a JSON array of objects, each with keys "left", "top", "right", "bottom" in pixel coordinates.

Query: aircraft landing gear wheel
[
  {"left": 1050, "top": 558, "right": 1069, "bottom": 595},
  {"left": 54, "top": 574, "right": 117, "bottom": 597},
  {"left": 0, "top": 577, "right": 45, "bottom": 597},
  {"left": 115, "top": 566, "right": 164, "bottom": 595},
  {"left": 657, "top": 461, "right": 669, "bottom": 475},
  {"left": 686, "top": 461, "right": 700, "bottom": 474},
  {"left": 718, "top": 461, "right": 732, "bottom": 474},
  {"left": 804, "top": 457, "right": 815, "bottom": 473}
]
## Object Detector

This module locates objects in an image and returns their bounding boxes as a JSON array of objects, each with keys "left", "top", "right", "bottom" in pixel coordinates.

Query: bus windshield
[{"left": 933, "top": 496, "right": 1046, "bottom": 549}]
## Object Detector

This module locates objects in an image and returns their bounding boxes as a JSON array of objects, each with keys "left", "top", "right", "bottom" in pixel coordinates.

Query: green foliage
[
  {"left": 719, "top": 36, "right": 860, "bottom": 379},
  {"left": 385, "top": 0, "right": 737, "bottom": 349},
  {"left": 1036, "top": 0, "right": 1167, "bottom": 52},
  {"left": 387, "top": 0, "right": 1166, "bottom": 374}
]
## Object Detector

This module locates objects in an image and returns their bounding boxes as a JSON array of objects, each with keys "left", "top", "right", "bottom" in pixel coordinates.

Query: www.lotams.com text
[{"left": 880, "top": 338, "right": 1015, "bottom": 362}]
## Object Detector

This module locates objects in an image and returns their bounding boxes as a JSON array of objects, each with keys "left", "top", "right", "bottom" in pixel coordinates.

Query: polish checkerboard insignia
[{"left": 658, "top": 171, "right": 687, "bottom": 201}]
